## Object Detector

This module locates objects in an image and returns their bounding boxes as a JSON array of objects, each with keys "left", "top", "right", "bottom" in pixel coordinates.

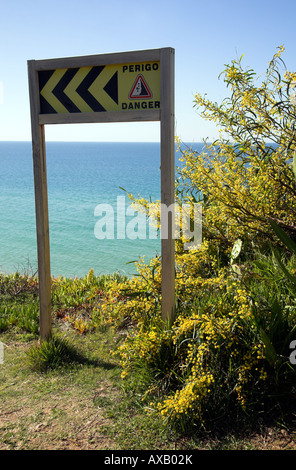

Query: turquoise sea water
[{"left": 0, "top": 141, "right": 199, "bottom": 278}]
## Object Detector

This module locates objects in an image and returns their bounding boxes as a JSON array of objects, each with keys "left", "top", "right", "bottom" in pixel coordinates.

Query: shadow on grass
[{"left": 26, "top": 334, "right": 118, "bottom": 373}]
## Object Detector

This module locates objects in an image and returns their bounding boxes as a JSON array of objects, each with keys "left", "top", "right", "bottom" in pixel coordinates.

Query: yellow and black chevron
[{"left": 39, "top": 66, "right": 118, "bottom": 114}]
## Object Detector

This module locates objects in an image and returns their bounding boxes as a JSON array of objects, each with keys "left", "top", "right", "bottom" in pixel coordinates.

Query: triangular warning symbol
[{"left": 129, "top": 74, "right": 152, "bottom": 99}]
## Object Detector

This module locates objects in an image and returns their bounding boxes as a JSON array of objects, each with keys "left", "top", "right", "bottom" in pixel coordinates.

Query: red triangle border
[{"left": 128, "top": 74, "right": 152, "bottom": 100}]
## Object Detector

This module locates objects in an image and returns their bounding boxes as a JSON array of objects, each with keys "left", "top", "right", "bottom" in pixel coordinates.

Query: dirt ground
[
  {"left": 1, "top": 395, "right": 296, "bottom": 450},
  {"left": 0, "top": 378, "right": 119, "bottom": 450}
]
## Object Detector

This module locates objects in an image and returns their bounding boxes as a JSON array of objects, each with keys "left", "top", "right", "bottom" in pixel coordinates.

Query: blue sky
[{"left": 1, "top": 0, "right": 296, "bottom": 142}]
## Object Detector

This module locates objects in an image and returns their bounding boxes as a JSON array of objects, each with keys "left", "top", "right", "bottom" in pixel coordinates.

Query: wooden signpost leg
[
  {"left": 32, "top": 125, "right": 52, "bottom": 341},
  {"left": 160, "top": 48, "right": 175, "bottom": 325},
  {"left": 28, "top": 62, "right": 52, "bottom": 341},
  {"left": 33, "top": 125, "right": 52, "bottom": 341}
]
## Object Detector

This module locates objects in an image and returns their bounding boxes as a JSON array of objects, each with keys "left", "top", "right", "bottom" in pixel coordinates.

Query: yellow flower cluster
[
  {"left": 273, "top": 44, "right": 285, "bottom": 59},
  {"left": 156, "top": 372, "right": 215, "bottom": 420},
  {"left": 226, "top": 66, "right": 242, "bottom": 82}
]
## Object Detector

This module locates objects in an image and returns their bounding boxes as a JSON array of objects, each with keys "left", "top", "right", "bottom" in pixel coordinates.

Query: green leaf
[
  {"left": 272, "top": 248, "right": 296, "bottom": 287},
  {"left": 259, "top": 328, "right": 278, "bottom": 367},
  {"left": 269, "top": 220, "right": 296, "bottom": 255}
]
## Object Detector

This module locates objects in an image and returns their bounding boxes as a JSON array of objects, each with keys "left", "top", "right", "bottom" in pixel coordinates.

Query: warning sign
[
  {"left": 129, "top": 74, "right": 152, "bottom": 99},
  {"left": 38, "top": 62, "right": 160, "bottom": 114}
]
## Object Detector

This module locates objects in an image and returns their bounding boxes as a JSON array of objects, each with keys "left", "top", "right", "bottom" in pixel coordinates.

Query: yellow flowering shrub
[
  {"left": 108, "top": 47, "right": 296, "bottom": 428},
  {"left": 102, "top": 248, "right": 269, "bottom": 423}
]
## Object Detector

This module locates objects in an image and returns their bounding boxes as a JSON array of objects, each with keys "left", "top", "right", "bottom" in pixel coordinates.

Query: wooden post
[
  {"left": 28, "top": 61, "right": 52, "bottom": 341},
  {"left": 160, "top": 48, "right": 175, "bottom": 325}
]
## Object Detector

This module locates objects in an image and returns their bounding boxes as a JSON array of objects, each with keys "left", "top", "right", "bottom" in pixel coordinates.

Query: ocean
[{"left": 0, "top": 141, "right": 199, "bottom": 278}]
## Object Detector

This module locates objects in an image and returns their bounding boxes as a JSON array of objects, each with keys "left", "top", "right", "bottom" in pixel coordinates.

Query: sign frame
[{"left": 28, "top": 47, "right": 175, "bottom": 340}]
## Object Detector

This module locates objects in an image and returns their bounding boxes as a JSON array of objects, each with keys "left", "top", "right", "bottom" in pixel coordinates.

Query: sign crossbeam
[{"left": 28, "top": 47, "right": 175, "bottom": 340}]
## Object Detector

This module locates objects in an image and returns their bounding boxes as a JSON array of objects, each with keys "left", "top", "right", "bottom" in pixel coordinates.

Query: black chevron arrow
[
  {"left": 76, "top": 66, "right": 106, "bottom": 112},
  {"left": 39, "top": 70, "right": 56, "bottom": 114},
  {"left": 52, "top": 68, "right": 80, "bottom": 113},
  {"left": 104, "top": 71, "right": 118, "bottom": 104}
]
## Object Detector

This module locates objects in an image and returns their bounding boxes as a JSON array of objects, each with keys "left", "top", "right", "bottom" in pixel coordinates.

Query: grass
[
  {"left": 0, "top": 326, "right": 183, "bottom": 450},
  {"left": 0, "top": 327, "right": 117, "bottom": 450},
  {"left": 1, "top": 270, "right": 296, "bottom": 450},
  {"left": 1, "top": 327, "right": 296, "bottom": 450}
]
